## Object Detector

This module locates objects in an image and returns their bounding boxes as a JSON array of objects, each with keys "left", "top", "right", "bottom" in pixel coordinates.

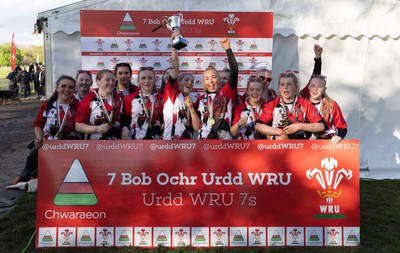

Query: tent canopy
[{"left": 37, "top": 0, "right": 400, "bottom": 38}]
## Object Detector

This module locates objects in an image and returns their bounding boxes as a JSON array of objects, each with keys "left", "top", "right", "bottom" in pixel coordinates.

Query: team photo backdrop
[
  {"left": 80, "top": 10, "right": 274, "bottom": 92},
  {"left": 36, "top": 140, "right": 360, "bottom": 248}
]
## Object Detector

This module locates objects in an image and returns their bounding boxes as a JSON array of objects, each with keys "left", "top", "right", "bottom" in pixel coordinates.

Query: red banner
[
  {"left": 79, "top": 11, "right": 274, "bottom": 92},
  {"left": 80, "top": 11, "right": 273, "bottom": 38},
  {"left": 11, "top": 33, "right": 16, "bottom": 70},
  {"left": 36, "top": 140, "right": 359, "bottom": 248}
]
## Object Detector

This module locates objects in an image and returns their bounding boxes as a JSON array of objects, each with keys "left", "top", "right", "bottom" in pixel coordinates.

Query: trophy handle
[
  {"left": 177, "top": 12, "right": 184, "bottom": 22},
  {"left": 163, "top": 18, "right": 172, "bottom": 31}
]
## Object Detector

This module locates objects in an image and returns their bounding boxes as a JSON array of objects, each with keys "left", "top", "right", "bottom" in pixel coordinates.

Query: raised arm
[
  {"left": 170, "top": 32, "right": 180, "bottom": 80},
  {"left": 301, "top": 44, "right": 323, "bottom": 98},
  {"left": 312, "top": 44, "right": 322, "bottom": 75},
  {"left": 220, "top": 38, "right": 238, "bottom": 89}
]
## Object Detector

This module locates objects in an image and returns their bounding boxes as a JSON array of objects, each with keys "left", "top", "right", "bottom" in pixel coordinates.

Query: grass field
[
  {"left": 0, "top": 66, "right": 11, "bottom": 78},
  {"left": 0, "top": 180, "right": 399, "bottom": 252},
  {"left": 0, "top": 79, "right": 8, "bottom": 90},
  {"left": 1, "top": 67, "right": 12, "bottom": 90}
]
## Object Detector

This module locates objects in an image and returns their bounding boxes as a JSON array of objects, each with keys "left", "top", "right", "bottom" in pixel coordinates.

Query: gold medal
[
  {"left": 281, "top": 119, "right": 292, "bottom": 126},
  {"left": 208, "top": 117, "right": 215, "bottom": 126},
  {"left": 56, "top": 102, "right": 70, "bottom": 140},
  {"left": 56, "top": 132, "right": 63, "bottom": 140}
]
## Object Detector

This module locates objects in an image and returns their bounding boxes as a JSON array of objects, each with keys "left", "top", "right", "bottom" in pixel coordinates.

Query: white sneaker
[{"left": 40, "top": 97, "right": 46, "bottom": 101}]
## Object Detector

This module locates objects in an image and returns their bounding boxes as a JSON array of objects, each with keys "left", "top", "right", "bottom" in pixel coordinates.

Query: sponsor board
[{"left": 36, "top": 140, "right": 359, "bottom": 248}]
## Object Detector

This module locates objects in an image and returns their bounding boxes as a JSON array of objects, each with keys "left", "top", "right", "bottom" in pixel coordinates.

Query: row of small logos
[
  {"left": 38, "top": 226, "right": 360, "bottom": 248},
  {"left": 90, "top": 55, "right": 269, "bottom": 69},
  {"left": 41, "top": 142, "right": 359, "bottom": 151},
  {"left": 82, "top": 38, "right": 268, "bottom": 53}
]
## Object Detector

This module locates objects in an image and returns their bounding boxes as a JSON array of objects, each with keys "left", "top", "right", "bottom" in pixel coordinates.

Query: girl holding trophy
[
  {"left": 194, "top": 37, "right": 239, "bottom": 139},
  {"left": 162, "top": 32, "right": 201, "bottom": 140}
]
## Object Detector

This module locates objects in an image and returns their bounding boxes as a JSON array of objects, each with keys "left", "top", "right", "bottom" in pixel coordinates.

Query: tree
[
  {"left": 23, "top": 45, "right": 44, "bottom": 65},
  {"left": 0, "top": 43, "right": 43, "bottom": 67},
  {"left": 0, "top": 43, "right": 23, "bottom": 67}
]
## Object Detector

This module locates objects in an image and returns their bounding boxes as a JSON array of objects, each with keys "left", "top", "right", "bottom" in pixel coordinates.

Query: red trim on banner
[
  {"left": 57, "top": 183, "right": 93, "bottom": 194},
  {"left": 81, "top": 51, "right": 273, "bottom": 57},
  {"left": 80, "top": 11, "right": 273, "bottom": 38}
]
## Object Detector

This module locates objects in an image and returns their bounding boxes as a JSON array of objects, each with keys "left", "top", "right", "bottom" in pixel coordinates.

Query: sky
[{"left": 0, "top": 0, "right": 81, "bottom": 46}]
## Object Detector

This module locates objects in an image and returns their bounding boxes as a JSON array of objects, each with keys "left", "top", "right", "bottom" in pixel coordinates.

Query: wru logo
[{"left": 306, "top": 157, "right": 352, "bottom": 203}]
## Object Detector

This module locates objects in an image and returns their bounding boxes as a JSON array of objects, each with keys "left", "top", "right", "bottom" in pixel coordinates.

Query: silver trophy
[{"left": 166, "top": 13, "right": 187, "bottom": 50}]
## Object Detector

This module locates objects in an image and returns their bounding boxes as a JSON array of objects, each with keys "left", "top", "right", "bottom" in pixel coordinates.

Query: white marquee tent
[{"left": 35, "top": 0, "right": 400, "bottom": 179}]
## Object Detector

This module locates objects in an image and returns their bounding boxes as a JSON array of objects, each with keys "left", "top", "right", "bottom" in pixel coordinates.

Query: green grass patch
[
  {"left": 0, "top": 66, "right": 11, "bottom": 78},
  {"left": 0, "top": 78, "right": 9, "bottom": 90},
  {"left": 1, "top": 180, "right": 399, "bottom": 252},
  {"left": 0, "top": 67, "right": 11, "bottom": 90}
]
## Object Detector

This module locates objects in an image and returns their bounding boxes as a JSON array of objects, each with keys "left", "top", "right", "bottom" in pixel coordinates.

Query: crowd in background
[{"left": 6, "top": 62, "right": 46, "bottom": 100}]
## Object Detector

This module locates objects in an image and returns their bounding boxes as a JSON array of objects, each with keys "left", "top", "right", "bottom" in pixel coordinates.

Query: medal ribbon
[
  {"left": 56, "top": 102, "right": 70, "bottom": 136},
  {"left": 185, "top": 105, "right": 191, "bottom": 126},
  {"left": 207, "top": 94, "right": 214, "bottom": 123},
  {"left": 281, "top": 97, "right": 297, "bottom": 120},
  {"left": 140, "top": 92, "right": 155, "bottom": 128},
  {"left": 182, "top": 96, "right": 191, "bottom": 127},
  {"left": 95, "top": 91, "right": 114, "bottom": 125},
  {"left": 246, "top": 101, "right": 261, "bottom": 122}
]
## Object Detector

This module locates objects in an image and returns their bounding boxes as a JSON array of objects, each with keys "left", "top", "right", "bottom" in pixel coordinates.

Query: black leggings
[{"left": 18, "top": 147, "right": 38, "bottom": 182}]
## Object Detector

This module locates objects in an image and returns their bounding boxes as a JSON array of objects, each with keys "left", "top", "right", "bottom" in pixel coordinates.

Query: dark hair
[
  {"left": 14, "top": 65, "right": 22, "bottom": 72},
  {"left": 178, "top": 72, "right": 194, "bottom": 82},
  {"left": 220, "top": 68, "right": 230, "bottom": 74},
  {"left": 114, "top": 63, "right": 132, "bottom": 76},
  {"left": 159, "top": 67, "right": 172, "bottom": 93},
  {"left": 113, "top": 63, "right": 133, "bottom": 93},
  {"left": 46, "top": 75, "right": 76, "bottom": 113}
]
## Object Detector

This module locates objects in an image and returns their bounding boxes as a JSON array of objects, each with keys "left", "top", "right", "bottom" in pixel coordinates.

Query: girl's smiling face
[
  {"left": 163, "top": 68, "right": 171, "bottom": 84},
  {"left": 138, "top": 70, "right": 156, "bottom": 95},
  {"left": 246, "top": 81, "right": 263, "bottom": 105},
  {"left": 76, "top": 72, "right": 92, "bottom": 95},
  {"left": 308, "top": 77, "right": 326, "bottom": 102},
  {"left": 203, "top": 68, "right": 219, "bottom": 93},
  {"left": 97, "top": 71, "right": 116, "bottom": 96},
  {"left": 57, "top": 79, "right": 75, "bottom": 102},
  {"left": 179, "top": 74, "right": 194, "bottom": 96}
]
